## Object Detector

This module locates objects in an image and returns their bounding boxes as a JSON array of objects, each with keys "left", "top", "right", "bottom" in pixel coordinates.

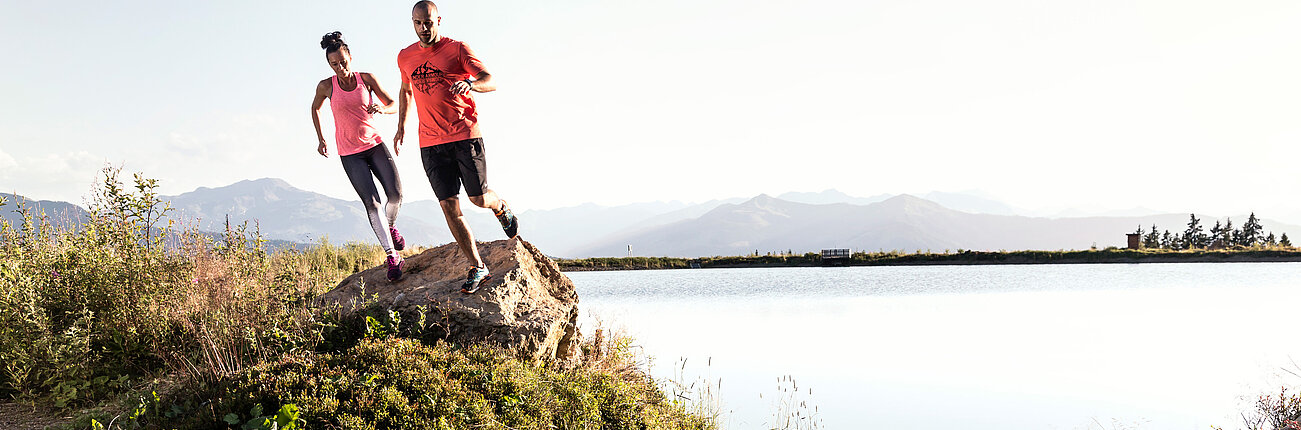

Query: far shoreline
[{"left": 556, "top": 248, "right": 1301, "bottom": 271}]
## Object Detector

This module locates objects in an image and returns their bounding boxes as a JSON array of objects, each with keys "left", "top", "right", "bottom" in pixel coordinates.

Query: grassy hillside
[{"left": 0, "top": 168, "right": 714, "bottom": 429}]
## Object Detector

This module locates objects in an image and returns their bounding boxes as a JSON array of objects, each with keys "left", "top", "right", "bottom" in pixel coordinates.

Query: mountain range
[
  {"left": 0, "top": 190, "right": 304, "bottom": 249},
  {"left": 5, "top": 180, "right": 1298, "bottom": 259},
  {"left": 165, "top": 178, "right": 508, "bottom": 246},
  {"left": 575, "top": 194, "right": 1301, "bottom": 257},
  {"left": 0, "top": 193, "right": 88, "bottom": 229}
]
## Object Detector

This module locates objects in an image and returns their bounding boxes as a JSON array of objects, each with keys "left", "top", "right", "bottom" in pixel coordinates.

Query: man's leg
[
  {"left": 469, "top": 190, "right": 517, "bottom": 239},
  {"left": 457, "top": 138, "right": 518, "bottom": 239},
  {"left": 424, "top": 142, "right": 493, "bottom": 293},
  {"left": 423, "top": 144, "right": 482, "bottom": 267},
  {"left": 467, "top": 190, "right": 501, "bottom": 212},
  {"left": 439, "top": 196, "right": 484, "bottom": 268}
]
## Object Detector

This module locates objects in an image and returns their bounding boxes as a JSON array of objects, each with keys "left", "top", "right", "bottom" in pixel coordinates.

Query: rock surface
[{"left": 317, "top": 238, "right": 580, "bottom": 362}]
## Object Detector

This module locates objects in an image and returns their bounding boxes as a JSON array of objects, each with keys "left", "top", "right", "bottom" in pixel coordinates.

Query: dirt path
[{"left": 0, "top": 402, "right": 73, "bottom": 430}]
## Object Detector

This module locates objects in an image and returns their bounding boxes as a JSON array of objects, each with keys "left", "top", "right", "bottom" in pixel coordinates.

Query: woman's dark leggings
[{"left": 341, "top": 143, "right": 402, "bottom": 252}]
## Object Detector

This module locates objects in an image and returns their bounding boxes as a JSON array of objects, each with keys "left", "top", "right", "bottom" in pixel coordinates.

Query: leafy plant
[{"left": 1, "top": 169, "right": 715, "bottom": 429}]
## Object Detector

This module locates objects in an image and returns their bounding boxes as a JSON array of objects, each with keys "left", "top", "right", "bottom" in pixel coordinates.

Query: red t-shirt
[{"left": 398, "top": 38, "right": 486, "bottom": 147}]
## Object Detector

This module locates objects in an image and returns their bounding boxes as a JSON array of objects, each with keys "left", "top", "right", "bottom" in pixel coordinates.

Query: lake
[{"left": 567, "top": 263, "right": 1301, "bottom": 429}]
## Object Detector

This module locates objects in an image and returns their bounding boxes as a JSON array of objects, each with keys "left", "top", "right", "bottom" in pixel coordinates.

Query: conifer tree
[
  {"left": 1183, "top": 214, "right": 1206, "bottom": 249},
  {"left": 1143, "top": 223, "right": 1161, "bottom": 248},
  {"left": 1242, "top": 212, "right": 1264, "bottom": 246},
  {"left": 1281, "top": 233, "right": 1292, "bottom": 248},
  {"left": 1222, "top": 218, "right": 1235, "bottom": 246},
  {"left": 1161, "top": 230, "right": 1173, "bottom": 249},
  {"left": 1209, "top": 220, "right": 1223, "bottom": 247},
  {"left": 1266, "top": 232, "right": 1277, "bottom": 246}
]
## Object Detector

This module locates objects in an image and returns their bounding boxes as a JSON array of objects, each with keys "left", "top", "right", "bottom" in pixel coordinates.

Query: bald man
[{"left": 395, "top": 1, "right": 518, "bottom": 294}]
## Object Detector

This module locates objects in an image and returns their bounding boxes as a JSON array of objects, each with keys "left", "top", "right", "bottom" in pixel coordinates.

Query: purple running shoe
[
  {"left": 390, "top": 226, "right": 406, "bottom": 251},
  {"left": 386, "top": 254, "right": 404, "bottom": 282}
]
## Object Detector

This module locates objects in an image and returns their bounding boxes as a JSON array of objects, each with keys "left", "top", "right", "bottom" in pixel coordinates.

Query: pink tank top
[{"left": 330, "top": 74, "right": 383, "bottom": 156}]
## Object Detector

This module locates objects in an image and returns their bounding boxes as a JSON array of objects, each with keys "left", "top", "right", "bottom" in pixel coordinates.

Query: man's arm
[
  {"left": 394, "top": 82, "right": 413, "bottom": 155},
  {"left": 450, "top": 71, "right": 494, "bottom": 95}
]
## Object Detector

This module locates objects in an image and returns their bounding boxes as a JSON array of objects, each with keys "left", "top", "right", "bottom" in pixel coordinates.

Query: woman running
[{"left": 310, "top": 31, "right": 406, "bottom": 281}]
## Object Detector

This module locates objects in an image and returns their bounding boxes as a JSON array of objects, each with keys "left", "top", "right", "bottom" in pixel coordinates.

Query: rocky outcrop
[{"left": 316, "top": 238, "right": 580, "bottom": 362}]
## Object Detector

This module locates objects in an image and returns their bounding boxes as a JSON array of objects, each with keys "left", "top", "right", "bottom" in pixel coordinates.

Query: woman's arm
[
  {"left": 311, "top": 79, "right": 331, "bottom": 157},
  {"left": 361, "top": 73, "right": 398, "bottom": 115}
]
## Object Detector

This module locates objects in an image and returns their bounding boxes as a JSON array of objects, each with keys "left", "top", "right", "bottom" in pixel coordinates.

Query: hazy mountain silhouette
[
  {"left": 0, "top": 193, "right": 89, "bottom": 229},
  {"left": 165, "top": 179, "right": 547, "bottom": 248},
  {"left": 1046, "top": 206, "right": 1164, "bottom": 218},
  {"left": 920, "top": 191, "right": 1021, "bottom": 215},
  {"left": 0, "top": 191, "right": 307, "bottom": 249},
  {"left": 6, "top": 178, "right": 708, "bottom": 252},
  {"left": 514, "top": 201, "right": 696, "bottom": 256},
  {"left": 573, "top": 194, "right": 1301, "bottom": 257},
  {"left": 620, "top": 198, "right": 747, "bottom": 229},
  {"left": 776, "top": 189, "right": 1019, "bottom": 215},
  {"left": 13, "top": 182, "right": 1298, "bottom": 259},
  {"left": 399, "top": 199, "right": 512, "bottom": 245},
  {"left": 165, "top": 178, "right": 462, "bottom": 246},
  {"left": 777, "top": 189, "right": 892, "bottom": 206}
]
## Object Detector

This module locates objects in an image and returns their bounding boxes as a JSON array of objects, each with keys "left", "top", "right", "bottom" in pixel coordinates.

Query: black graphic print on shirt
[{"left": 410, "top": 62, "right": 447, "bottom": 95}]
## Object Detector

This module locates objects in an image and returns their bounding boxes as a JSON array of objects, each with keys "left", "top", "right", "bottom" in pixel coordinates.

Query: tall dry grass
[
  {"left": 4, "top": 168, "right": 719, "bottom": 430},
  {"left": 0, "top": 167, "right": 386, "bottom": 407}
]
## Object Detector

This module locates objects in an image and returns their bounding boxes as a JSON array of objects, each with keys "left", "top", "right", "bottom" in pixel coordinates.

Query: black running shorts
[{"left": 420, "top": 138, "right": 489, "bottom": 201}]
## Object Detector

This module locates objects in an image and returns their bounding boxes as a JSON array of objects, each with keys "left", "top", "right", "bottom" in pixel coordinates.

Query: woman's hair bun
[{"left": 320, "top": 31, "right": 347, "bottom": 52}]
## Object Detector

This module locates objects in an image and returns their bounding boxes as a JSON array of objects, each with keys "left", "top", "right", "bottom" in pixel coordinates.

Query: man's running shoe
[
  {"left": 389, "top": 226, "right": 406, "bottom": 251},
  {"left": 461, "top": 265, "right": 492, "bottom": 294},
  {"left": 386, "top": 254, "right": 404, "bottom": 282},
  {"left": 495, "top": 200, "right": 519, "bottom": 239}
]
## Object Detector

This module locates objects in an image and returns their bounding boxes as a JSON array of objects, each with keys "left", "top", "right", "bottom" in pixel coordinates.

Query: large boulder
[{"left": 316, "top": 238, "right": 580, "bottom": 362}]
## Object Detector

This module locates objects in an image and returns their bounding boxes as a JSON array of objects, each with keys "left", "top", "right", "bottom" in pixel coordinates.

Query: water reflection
[{"left": 569, "top": 263, "right": 1301, "bottom": 429}]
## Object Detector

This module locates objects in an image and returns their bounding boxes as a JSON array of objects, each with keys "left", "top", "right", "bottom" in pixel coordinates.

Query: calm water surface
[{"left": 568, "top": 263, "right": 1301, "bottom": 429}]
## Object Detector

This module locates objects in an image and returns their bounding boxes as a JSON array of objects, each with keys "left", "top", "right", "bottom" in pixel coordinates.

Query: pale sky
[{"left": 3, "top": 1, "right": 1301, "bottom": 220}]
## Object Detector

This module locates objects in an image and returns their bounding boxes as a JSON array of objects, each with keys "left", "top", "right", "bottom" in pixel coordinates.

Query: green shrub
[
  {"left": 1, "top": 170, "right": 715, "bottom": 429},
  {"left": 0, "top": 167, "right": 187, "bottom": 404},
  {"left": 0, "top": 167, "right": 383, "bottom": 407},
  {"left": 171, "top": 337, "right": 712, "bottom": 430}
]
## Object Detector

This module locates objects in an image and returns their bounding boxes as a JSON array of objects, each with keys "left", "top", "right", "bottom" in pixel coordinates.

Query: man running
[{"left": 395, "top": 0, "right": 519, "bottom": 294}]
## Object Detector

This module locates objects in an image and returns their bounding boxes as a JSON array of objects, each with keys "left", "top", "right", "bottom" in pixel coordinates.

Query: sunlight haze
[{"left": 3, "top": 1, "right": 1300, "bottom": 220}]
